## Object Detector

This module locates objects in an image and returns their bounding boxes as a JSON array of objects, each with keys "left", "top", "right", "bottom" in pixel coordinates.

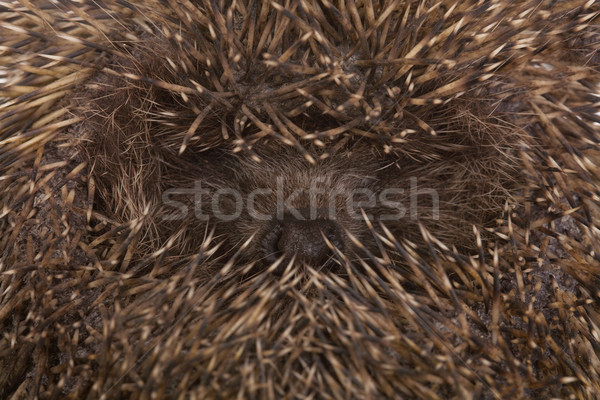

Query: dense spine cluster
[{"left": 1, "top": 1, "right": 600, "bottom": 399}]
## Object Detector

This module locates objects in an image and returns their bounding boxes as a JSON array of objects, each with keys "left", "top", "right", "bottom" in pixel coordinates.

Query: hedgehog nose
[{"left": 263, "top": 217, "right": 343, "bottom": 268}]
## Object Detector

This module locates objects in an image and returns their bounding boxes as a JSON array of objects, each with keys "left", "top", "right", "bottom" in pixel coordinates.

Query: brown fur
[{"left": 1, "top": 1, "right": 599, "bottom": 399}]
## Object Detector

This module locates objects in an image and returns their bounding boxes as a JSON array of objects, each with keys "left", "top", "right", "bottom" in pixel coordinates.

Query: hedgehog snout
[{"left": 261, "top": 215, "right": 343, "bottom": 269}]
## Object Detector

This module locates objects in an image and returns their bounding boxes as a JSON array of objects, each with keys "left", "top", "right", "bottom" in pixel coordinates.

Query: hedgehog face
[
  {"left": 79, "top": 86, "right": 516, "bottom": 271},
  {"left": 200, "top": 144, "right": 383, "bottom": 270},
  {"left": 75, "top": 42, "right": 523, "bottom": 270},
  {"left": 70, "top": 13, "right": 525, "bottom": 273},
  {"left": 71, "top": 7, "right": 525, "bottom": 274},
  {"left": 188, "top": 144, "right": 454, "bottom": 270}
]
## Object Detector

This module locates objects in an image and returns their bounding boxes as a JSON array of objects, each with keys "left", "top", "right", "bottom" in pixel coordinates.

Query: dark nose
[{"left": 262, "top": 217, "right": 344, "bottom": 267}]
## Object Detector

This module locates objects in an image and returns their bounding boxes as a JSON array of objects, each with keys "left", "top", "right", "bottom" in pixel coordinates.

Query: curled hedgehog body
[{"left": 1, "top": 0, "right": 600, "bottom": 399}]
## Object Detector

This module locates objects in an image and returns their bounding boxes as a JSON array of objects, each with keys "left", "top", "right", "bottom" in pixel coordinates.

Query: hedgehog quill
[{"left": 1, "top": 0, "right": 600, "bottom": 399}]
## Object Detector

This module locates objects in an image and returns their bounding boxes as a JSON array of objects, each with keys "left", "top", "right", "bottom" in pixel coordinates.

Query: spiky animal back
[{"left": 1, "top": 1, "right": 600, "bottom": 399}]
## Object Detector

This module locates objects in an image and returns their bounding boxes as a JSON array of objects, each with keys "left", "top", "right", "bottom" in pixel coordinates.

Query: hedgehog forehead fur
[{"left": 1, "top": 0, "right": 600, "bottom": 399}]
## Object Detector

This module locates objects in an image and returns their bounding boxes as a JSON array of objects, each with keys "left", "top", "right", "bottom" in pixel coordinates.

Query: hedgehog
[{"left": 1, "top": 0, "right": 599, "bottom": 399}]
